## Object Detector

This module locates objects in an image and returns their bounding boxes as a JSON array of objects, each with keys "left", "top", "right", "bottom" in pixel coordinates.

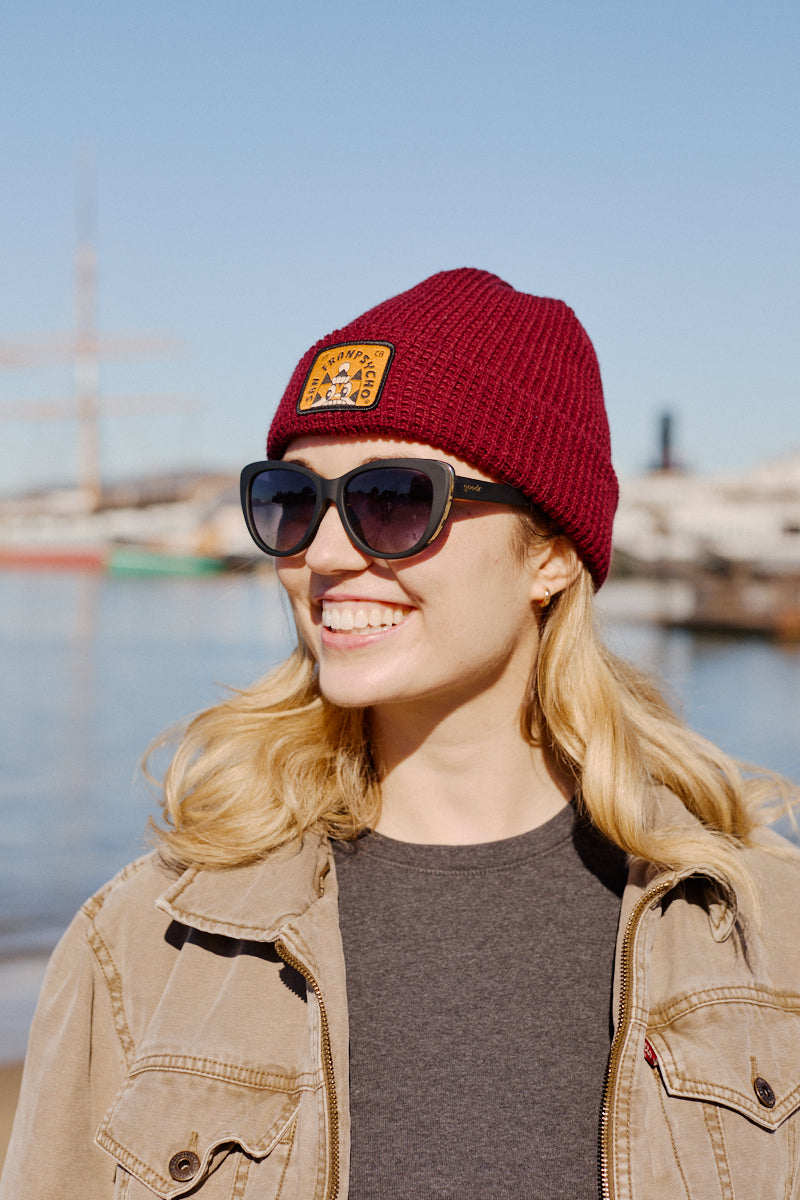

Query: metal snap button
[
  {"left": 753, "top": 1076, "right": 776, "bottom": 1108},
  {"left": 169, "top": 1150, "right": 200, "bottom": 1181}
]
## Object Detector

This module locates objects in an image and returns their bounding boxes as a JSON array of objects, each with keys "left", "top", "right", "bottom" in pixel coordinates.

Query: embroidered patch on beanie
[{"left": 297, "top": 341, "right": 395, "bottom": 413}]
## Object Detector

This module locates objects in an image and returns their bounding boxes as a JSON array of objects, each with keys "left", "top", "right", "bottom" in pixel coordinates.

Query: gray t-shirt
[{"left": 332, "top": 804, "right": 626, "bottom": 1199}]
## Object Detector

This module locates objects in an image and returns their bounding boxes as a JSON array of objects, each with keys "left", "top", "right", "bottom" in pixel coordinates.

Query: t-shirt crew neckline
[{"left": 337, "top": 800, "right": 577, "bottom": 874}]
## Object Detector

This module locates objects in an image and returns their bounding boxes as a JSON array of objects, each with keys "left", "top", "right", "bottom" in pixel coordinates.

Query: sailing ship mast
[{"left": 0, "top": 159, "right": 191, "bottom": 508}]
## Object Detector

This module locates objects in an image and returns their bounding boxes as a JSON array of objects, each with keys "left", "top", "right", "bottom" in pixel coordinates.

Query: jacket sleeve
[{"left": 0, "top": 908, "right": 127, "bottom": 1200}]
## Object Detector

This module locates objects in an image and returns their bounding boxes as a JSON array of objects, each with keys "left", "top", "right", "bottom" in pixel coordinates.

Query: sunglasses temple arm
[{"left": 452, "top": 477, "right": 531, "bottom": 509}]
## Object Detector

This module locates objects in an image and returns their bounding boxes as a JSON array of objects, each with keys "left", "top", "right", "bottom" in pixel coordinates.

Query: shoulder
[
  {"left": 81, "top": 850, "right": 181, "bottom": 926},
  {"left": 36, "top": 853, "right": 186, "bottom": 1025},
  {"left": 742, "top": 824, "right": 800, "bottom": 925},
  {"left": 81, "top": 850, "right": 182, "bottom": 927},
  {"left": 35, "top": 852, "right": 179, "bottom": 969},
  {"left": 57, "top": 852, "right": 183, "bottom": 972},
  {"left": 683, "top": 823, "right": 800, "bottom": 984},
  {"left": 747, "top": 821, "right": 800, "bottom": 862},
  {"left": 625, "top": 791, "right": 800, "bottom": 967},
  {"left": 70, "top": 834, "right": 331, "bottom": 968}
]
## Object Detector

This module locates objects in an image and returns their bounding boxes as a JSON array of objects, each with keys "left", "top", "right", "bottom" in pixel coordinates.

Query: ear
[{"left": 527, "top": 536, "right": 582, "bottom": 607}]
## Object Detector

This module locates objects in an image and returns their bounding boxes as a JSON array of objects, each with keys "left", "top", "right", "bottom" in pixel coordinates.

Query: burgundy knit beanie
[{"left": 267, "top": 267, "right": 618, "bottom": 587}]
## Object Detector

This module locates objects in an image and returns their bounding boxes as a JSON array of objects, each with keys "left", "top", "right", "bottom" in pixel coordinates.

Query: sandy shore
[{"left": 0, "top": 1061, "right": 23, "bottom": 1173}]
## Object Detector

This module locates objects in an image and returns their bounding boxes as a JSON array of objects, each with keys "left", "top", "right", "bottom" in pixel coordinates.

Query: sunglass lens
[
  {"left": 250, "top": 468, "right": 317, "bottom": 553},
  {"left": 344, "top": 468, "right": 434, "bottom": 555}
]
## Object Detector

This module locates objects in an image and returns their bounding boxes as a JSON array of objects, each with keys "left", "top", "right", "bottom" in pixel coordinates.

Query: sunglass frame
[{"left": 240, "top": 458, "right": 532, "bottom": 560}]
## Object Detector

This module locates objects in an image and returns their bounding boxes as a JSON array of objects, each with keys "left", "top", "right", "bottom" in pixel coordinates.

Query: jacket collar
[
  {"left": 621, "top": 786, "right": 739, "bottom": 928},
  {"left": 155, "top": 833, "right": 332, "bottom": 942},
  {"left": 153, "top": 789, "right": 742, "bottom": 946}
]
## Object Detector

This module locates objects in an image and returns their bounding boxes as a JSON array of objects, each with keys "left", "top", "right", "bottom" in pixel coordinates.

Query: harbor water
[{"left": 1, "top": 569, "right": 799, "bottom": 1059}]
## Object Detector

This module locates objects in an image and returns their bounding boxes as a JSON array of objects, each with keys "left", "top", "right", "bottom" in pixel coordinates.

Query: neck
[{"left": 369, "top": 696, "right": 573, "bottom": 844}]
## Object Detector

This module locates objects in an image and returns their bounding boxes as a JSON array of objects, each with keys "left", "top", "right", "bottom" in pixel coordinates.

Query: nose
[{"left": 304, "top": 501, "right": 373, "bottom": 573}]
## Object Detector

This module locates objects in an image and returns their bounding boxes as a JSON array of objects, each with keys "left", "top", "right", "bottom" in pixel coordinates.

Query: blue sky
[{"left": 1, "top": 0, "right": 798, "bottom": 494}]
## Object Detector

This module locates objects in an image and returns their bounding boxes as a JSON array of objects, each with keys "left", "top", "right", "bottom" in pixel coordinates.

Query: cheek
[
  {"left": 275, "top": 560, "right": 303, "bottom": 594},
  {"left": 274, "top": 564, "right": 311, "bottom": 623},
  {"left": 455, "top": 549, "right": 538, "bottom": 637}
]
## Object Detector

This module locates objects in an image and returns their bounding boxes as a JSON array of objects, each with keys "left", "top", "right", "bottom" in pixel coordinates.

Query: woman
[{"left": 3, "top": 268, "right": 799, "bottom": 1200}]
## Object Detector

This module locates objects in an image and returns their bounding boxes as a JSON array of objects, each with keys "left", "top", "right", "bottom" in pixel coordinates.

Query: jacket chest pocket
[
  {"left": 645, "top": 987, "right": 800, "bottom": 1199},
  {"left": 97, "top": 1060, "right": 309, "bottom": 1199}
]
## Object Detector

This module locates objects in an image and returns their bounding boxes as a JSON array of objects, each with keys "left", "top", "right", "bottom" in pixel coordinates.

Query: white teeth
[{"left": 321, "top": 601, "right": 409, "bottom": 632}]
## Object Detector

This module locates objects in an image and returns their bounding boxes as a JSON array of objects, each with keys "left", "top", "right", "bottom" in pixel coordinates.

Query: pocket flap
[
  {"left": 96, "top": 1057, "right": 308, "bottom": 1196},
  {"left": 647, "top": 987, "right": 800, "bottom": 1129}
]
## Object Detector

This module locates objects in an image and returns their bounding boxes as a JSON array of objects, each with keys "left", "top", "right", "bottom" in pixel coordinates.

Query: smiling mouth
[{"left": 321, "top": 600, "right": 409, "bottom": 634}]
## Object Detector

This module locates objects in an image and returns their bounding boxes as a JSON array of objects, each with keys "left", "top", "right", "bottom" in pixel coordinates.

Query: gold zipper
[
  {"left": 598, "top": 879, "right": 674, "bottom": 1200},
  {"left": 275, "top": 938, "right": 340, "bottom": 1200}
]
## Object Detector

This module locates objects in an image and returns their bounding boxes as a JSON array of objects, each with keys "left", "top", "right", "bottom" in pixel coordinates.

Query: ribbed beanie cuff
[{"left": 267, "top": 268, "right": 618, "bottom": 587}]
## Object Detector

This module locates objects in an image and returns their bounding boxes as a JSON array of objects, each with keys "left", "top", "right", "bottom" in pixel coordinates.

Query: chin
[
  {"left": 316, "top": 673, "right": 374, "bottom": 710},
  {"left": 316, "top": 668, "right": 401, "bottom": 711}
]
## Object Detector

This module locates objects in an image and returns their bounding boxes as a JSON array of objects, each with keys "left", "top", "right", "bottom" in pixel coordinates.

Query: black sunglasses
[{"left": 240, "top": 458, "right": 532, "bottom": 560}]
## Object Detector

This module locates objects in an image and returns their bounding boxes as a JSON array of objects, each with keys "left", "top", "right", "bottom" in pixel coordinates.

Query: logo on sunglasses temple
[{"left": 297, "top": 341, "right": 395, "bottom": 413}]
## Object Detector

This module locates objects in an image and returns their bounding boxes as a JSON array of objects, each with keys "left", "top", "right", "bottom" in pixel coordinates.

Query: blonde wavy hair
[{"left": 151, "top": 517, "right": 792, "bottom": 911}]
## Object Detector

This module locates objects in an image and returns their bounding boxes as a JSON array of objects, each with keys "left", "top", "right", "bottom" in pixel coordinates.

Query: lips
[{"left": 321, "top": 599, "right": 409, "bottom": 634}]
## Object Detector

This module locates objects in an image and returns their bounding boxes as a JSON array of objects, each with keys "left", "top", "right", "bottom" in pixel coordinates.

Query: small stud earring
[{"left": 539, "top": 588, "right": 551, "bottom": 609}]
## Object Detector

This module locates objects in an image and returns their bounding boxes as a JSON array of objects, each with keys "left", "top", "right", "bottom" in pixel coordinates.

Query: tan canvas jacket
[{"left": 3, "top": 813, "right": 800, "bottom": 1200}]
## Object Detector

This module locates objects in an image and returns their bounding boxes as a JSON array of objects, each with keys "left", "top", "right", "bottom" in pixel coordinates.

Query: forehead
[{"left": 282, "top": 435, "right": 497, "bottom": 482}]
